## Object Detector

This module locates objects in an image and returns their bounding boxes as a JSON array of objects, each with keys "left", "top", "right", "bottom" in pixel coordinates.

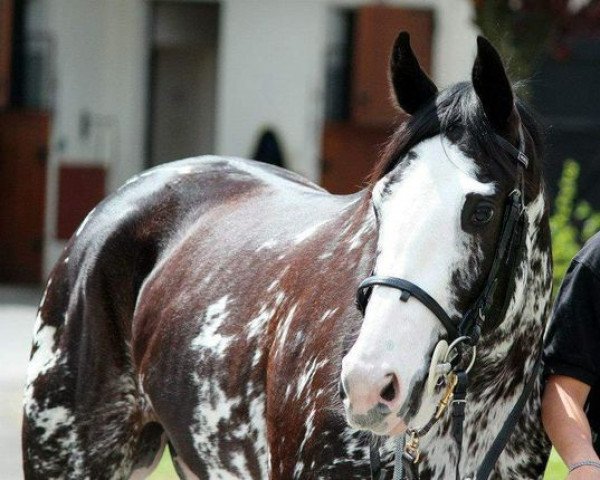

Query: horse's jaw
[{"left": 413, "top": 191, "right": 552, "bottom": 479}]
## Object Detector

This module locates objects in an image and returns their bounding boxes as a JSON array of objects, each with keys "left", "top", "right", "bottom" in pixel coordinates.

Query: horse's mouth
[
  {"left": 397, "top": 369, "right": 430, "bottom": 423},
  {"left": 346, "top": 413, "right": 408, "bottom": 436},
  {"left": 344, "top": 402, "right": 408, "bottom": 436},
  {"left": 341, "top": 367, "right": 432, "bottom": 436}
]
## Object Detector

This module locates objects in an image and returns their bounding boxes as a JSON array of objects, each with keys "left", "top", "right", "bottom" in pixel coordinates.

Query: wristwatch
[{"left": 568, "top": 460, "right": 600, "bottom": 473}]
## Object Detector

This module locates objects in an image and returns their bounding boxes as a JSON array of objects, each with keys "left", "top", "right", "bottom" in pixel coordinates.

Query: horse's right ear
[
  {"left": 390, "top": 31, "right": 438, "bottom": 115},
  {"left": 472, "top": 36, "right": 518, "bottom": 135}
]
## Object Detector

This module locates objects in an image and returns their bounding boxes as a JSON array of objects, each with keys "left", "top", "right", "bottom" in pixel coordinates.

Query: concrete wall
[
  {"left": 34, "top": 0, "right": 477, "bottom": 277},
  {"left": 149, "top": 3, "right": 220, "bottom": 165},
  {"left": 215, "top": 0, "right": 478, "bottom": 181},
  {"left": 215, "top": 0, "right": 329, "bottom": 180},
  {"left": 27, "top": 0, "right": 149, "bottom": 275}
]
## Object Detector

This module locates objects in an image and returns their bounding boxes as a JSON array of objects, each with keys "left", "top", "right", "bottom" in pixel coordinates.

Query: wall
[
  {"left": 323, "top": 0, "right": 478, "bottom": 87},
  {"left": 34, "top": 0, "right": 477, "bottom": 278},
  {"left": 216, "top": 0, "right": 478, "bottom": 181},
  {"left": 150, "top": 3, "right": 219, "bottom": 166},
  {"left": 27, "top": 0, "right": 149, "bottom": 276},
  {"left": 215, "top": 0, "right": 328, "bottom": 180}
]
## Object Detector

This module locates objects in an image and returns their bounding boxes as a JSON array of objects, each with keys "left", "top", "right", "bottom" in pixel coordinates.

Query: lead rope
[
  {"left": 452, "top": 371, "right": 469, "bottom": 480},
  {"left": 392, "top": 436, "right": 405, "bottom": 480}
]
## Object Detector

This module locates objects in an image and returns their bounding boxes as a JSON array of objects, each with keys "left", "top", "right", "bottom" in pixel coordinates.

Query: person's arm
[{"left": 542, "top": 374, "right": 600, "bottom": 479}]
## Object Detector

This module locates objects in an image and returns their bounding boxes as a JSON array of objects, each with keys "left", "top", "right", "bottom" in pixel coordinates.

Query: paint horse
[{"left": 23, "top": 33, "right": 552, "bottom": 479}]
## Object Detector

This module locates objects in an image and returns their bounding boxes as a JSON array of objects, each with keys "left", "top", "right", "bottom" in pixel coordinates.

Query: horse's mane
[{"left": 368, "top": 82, "right": 545, "bottom": 200}]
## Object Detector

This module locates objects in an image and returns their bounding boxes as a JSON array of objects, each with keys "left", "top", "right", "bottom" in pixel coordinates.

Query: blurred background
[{"left": 1, "top": 0, "right": 600, "bottom": 478}]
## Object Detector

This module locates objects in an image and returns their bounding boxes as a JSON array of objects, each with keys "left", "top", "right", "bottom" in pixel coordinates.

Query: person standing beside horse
[{"left": 543, "top": 232, "right": 600, "bottom": 479}]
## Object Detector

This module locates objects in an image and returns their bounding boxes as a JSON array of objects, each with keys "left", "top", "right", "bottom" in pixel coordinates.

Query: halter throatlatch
[{"left": 360, "top": 132, "right": 534, "bottom": 480}]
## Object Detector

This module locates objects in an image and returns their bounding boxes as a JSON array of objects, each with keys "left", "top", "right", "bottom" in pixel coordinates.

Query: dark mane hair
[{"left": 370, "top": 82, "right": 544, "bottom": 202}]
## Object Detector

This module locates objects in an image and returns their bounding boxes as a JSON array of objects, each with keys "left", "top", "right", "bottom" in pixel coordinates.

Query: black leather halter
[
  {"left": 357, "top": 277, "right": 460, "bottom": 340},
  {"left": 358, "top": 131, "right": 537, "bottom": 480},
  {"left": 356, "top": 132, "right": 528, "bottom": 345}
]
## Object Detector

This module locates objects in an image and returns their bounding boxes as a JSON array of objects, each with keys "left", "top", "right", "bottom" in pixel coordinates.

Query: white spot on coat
[{"left": 191, "top": 295, "right": 232, "bottom": 357}]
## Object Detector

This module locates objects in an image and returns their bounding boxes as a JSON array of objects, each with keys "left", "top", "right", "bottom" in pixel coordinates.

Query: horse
[{"left": 22, "top": 33, "right": 552, "bottom": 479}]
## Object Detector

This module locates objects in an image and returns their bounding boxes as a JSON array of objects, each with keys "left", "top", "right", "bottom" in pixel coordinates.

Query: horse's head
[{"left": 340, "top": 33, "right": 544, "bottom": 436}]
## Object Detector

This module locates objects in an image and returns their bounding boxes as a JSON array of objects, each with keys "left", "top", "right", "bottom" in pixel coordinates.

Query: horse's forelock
[{"left": 368, "top": 82, "right": 545, "bottom": 204}]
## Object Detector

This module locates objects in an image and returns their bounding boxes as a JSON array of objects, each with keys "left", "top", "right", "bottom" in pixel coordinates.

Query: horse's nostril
[{"left": 380, "top": 376, "right": 397, "bottom": 402}]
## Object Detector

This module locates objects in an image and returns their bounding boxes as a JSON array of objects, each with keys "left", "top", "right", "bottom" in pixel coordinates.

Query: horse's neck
[
  {"left": 423, "top": 191, "right": 552, "bottom": 477},
  {"left": 334, "top": 193, "right": 378, "bottom": 263}
]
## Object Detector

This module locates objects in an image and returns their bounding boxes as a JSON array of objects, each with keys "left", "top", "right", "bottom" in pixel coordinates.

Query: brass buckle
[
  {"left": 435, "top": 372, "right": 458, "bottom": 419},
  {"left": 404, "top": 430, "right": 421, "bottom": 464},
  {"left": 402, "top": 372, "right": 461, "bottom": 466}
]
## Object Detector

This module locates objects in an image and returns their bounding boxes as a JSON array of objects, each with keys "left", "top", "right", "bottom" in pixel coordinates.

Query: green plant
[
  {"left": 550, "top": 159, "right": 600, "bottom": 294},
  {"left": 471, "top": 1, "right": 600, "bottom": 94},
  {"left": 472, "top": 0, "right": 558, "bottom": 84}
]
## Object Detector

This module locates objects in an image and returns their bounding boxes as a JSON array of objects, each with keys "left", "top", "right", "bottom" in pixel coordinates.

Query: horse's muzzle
[{"left": 340, "top": 356, "right": 403, "bottom": 432}]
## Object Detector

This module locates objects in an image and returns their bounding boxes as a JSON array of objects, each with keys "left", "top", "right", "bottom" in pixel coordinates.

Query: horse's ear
[
  {"left": 390, "top": 31, "right": 438, "bottom": 115},
  {"left": 472, "top": 36, "right": 518, "bottom": 135}
]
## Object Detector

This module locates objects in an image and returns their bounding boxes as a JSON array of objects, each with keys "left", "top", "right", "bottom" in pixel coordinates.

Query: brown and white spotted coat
[{"left": 23, "top": 34, "right": 552, "bottom": 479}]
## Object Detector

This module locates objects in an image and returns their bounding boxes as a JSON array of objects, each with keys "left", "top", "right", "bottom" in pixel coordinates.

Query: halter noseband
[
  {"left": 356, "top": 277, "right": 459, "bottom": 340},
  {"left": 357, "top": 131, "right": 533, "bottom": 480},
  {"left": 356, "top": 131, "right": 528, "bottom": 345}
]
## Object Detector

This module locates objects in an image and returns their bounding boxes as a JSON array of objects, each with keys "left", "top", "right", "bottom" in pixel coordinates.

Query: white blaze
[{"left": 344, "top": 135, "right": 494, "bottom": 425}]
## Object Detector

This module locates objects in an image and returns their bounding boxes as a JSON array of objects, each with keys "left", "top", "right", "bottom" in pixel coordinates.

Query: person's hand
[{"left": 567, "top": 466, "right": 600, "bottom": 479}]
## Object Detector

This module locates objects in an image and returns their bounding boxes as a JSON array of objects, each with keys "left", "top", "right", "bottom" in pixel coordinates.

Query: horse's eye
[{"left": 472, "top": 205, "right": 494, "bottom": 224}]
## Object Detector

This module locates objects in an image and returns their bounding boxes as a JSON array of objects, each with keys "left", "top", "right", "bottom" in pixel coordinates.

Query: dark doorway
[
  {"left": 0, "top": 0, "right": 50, "bottom": 284},
  {"left": 147, "top": 2, "right": 220, "bottom": 168},
  {"left": 532, "top": 38, "right": 600, "bottom": 208}
]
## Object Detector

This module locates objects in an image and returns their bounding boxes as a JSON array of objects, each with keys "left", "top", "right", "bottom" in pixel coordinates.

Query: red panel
[
  {"left": 0, "top": 110, "right": 49, "bottom": 283},
  {"left": 321, "top": 122, "right": 392, "bottom": 194},
  {"left": 57, "top": 164, "right": 106, "bottom": 240},
  {"left": 0, "top": 0, "right": 14, "bottom": 110},
  {"left": 351, "top": 6, "right": 434, "bottom": 127}
]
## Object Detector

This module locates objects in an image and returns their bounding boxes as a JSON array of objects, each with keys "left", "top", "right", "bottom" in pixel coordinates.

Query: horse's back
[{"left": 22, "top": 156, "right": 345, "bottom": 479}]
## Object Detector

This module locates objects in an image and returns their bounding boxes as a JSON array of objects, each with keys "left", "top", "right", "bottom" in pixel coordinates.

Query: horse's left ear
[
  {"left": 390, "top": 32, "right": 438, "bottom": 115},
  {"left": 472, "top": 36, "right": 519, "bottom": 135}
]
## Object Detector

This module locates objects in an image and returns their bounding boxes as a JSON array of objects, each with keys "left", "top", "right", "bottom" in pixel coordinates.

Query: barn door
[
  {"left": 351, "top": 6, "right": 433, "bottom": 127},
  {"left": 0, "top": 0, "right": 13, "bottom": 109},
  {"left": 0, "top": 111, "right": 49, "bottom": 283},
  {"left": 321, "top": 6, "right": 434, "bottom": 194}
]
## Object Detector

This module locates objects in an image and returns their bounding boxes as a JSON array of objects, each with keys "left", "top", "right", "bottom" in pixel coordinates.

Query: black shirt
[{"left": 544, "top": 231, "right": 600, "bottom": 452}]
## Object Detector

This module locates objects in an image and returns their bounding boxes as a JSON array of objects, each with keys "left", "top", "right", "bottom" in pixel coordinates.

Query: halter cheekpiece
[{"left": 357, "top": 131, "right": 541, "bottom": 480}]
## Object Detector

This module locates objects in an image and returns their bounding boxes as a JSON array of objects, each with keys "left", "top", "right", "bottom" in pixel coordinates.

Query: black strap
[
  {"left": 370, "top": 441, "right": 384, "bottom": 480},
  {"left": 476, "top": 352, "right": 542, "bottom": 479},
  {"left": 357, "top": 276, "right": 460, "bottom": 340},
  {"left": 452, "top": 371, "right": 469, "bottom": 480},
  {"left": 458, "top": 181, "right": 525, "bottom": 339},
  {"left": 493, "top": 133, "right": 529, "bottom": 169},
  {"left": 452, "top": 371, "right": 469, "bottom": 446}
]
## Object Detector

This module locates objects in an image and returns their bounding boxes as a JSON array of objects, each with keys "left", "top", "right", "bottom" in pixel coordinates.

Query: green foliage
[
  {"left": 550, "top": 160, "right": 600, "bottom": 294},
  {"left": 471, "top": 0, "right": 560, "bottom": 89},
  {"left": 544, "top": 448, "right": 568, "bottom": 478}
]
